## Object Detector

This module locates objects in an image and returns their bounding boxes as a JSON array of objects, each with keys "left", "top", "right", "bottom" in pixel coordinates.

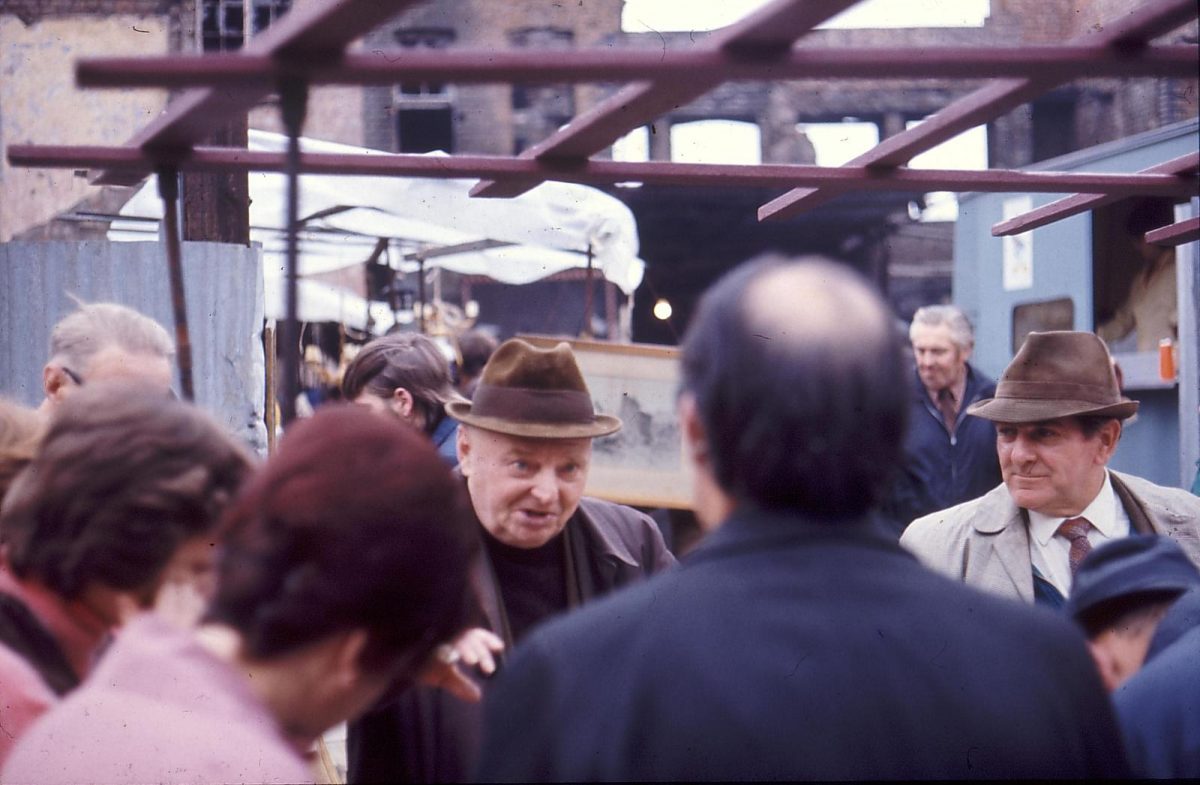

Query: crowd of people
[{"left": 1, "top": 256, "right": 1197, "bottom": 781}]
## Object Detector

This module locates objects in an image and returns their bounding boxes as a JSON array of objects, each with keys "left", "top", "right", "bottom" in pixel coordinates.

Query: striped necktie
[
  {"left": 1057, "top": 517, "right": 1093, "bottom": 576},
  {"left": 936, "top": 387, "right": 957, "bottom": 432}
]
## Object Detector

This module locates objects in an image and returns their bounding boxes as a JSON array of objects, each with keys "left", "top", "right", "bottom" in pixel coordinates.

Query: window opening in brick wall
[
  {"left": 793, "top": 120, "right": 879, "bottom": 167},
  {"left": 509, "top": 28, "right": 574, "bottom": 154},
  {"left": 670, "top": 120, "right": 761, "bottom": 165},
  {"left": 201, "top": 0, "right": 292, "bottom": 52},
  {"left": 392, "top": 27, "right": 456, "bottom": 153}
]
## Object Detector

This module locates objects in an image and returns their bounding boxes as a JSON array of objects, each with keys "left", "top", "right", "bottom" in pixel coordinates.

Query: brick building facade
[{"left": 2, "top": 1, "right": 1194, "bottom": 336}]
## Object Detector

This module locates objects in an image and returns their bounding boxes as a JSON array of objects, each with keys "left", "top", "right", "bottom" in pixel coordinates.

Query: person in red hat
[
  {"left": 348, "top": 338, "right": 674, "bottom": 783},
  {"left": 903, "top": 330, "right": 1200, "bottom": 607}
]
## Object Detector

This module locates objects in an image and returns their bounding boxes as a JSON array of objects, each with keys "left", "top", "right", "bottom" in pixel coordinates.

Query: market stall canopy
[{"left": 110, "top": 130, "right": 645, "bottom": 330}]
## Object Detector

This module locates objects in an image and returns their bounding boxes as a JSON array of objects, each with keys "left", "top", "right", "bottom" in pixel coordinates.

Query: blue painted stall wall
[
  {"left": 1110, "top": 388, "right": 1180, "bottom": 486},
  {"left": 954, "top": 119, "right": 1199, "bottom": 489},
  {"left": 954, "top": 195, "right": 1091, "bottom": 382}
]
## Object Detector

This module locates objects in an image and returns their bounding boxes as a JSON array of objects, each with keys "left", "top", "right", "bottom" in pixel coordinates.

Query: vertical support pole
[
  {"left": 418, "top": 257, "right": 427, "bottom": 334},
  {"left": 278, "top": 76, "right": 309, "bottom": 425},
  {"left": 156, "top": 167, "right": 195, "bottom": 401},
  {"left": 582, "top": 244, "right": 595, "bottom": 338},
  {"left": 1176, "top": 198, "right": 1200, "bottom": 490},
  {"left": 264, "top": 320, "right": 278, "bottom": 455},
  {"left": 605, "top": 280, "right": 618, "bottom": 341}
]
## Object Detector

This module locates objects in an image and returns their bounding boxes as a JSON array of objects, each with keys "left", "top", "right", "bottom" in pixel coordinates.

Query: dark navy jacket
[
  {"left": 882, "top": 363, "right": 1000, "bottom": 537},
  {"left": 1115, "top": 588, "right": 1200, "bottom": 778},
  {"left": 476, "top": 508, "right": 1129, "bottom": 781}
]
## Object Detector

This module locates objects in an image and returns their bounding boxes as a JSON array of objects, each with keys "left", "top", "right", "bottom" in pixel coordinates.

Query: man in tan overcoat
[{"left": 903, "top": 331, "right": 1200, "bottom": 607}]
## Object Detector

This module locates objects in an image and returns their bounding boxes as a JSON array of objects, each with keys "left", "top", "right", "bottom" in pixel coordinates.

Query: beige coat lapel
[
  {"left": 1112, "top": 470, "right": 1200, "bottom": 567},
  {"left": 964, "top": 491, "right": 1035, "bottom": 603}
]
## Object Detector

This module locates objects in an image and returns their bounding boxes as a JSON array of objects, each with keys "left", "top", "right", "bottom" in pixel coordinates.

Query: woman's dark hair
[
  {"left": 341, "top": 333, "right": 461, "bottom": 433},
  {"left": 208, "top": 405, "right": 477, "bottom": 671},
  {"left": 680, "top": 256, "right": 908, "bottom": 518},
  {"left": 1, "top": 383, "right": 252, "bottom": 598}
]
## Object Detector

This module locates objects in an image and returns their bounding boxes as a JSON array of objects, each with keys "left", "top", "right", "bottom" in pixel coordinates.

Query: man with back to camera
[
  {"left": 902, "top": 331, "right": 1200, "bottom": 607},
  {"left": 473, "top": 257, "right": 1128, "bottom": 781},
  {"left": 348, "top": 338, "right": 674, "bottom": 783},
  {"left": 38, "top": 300, "right": 175, "bottom": 414},
  {"left": 882, "top": 304, "right": 1000, "bottom": 536}
]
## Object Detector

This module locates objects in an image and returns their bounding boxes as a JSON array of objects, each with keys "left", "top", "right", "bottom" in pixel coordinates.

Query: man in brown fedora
[
  {"left": 348, "top": 338, "right": 674, "bottom": 783},
  {"left": 903, "top": 331, "right": 1200, "bottom": 607}
]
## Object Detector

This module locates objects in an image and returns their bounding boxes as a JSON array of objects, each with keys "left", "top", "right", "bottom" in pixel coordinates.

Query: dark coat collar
[
  {"left": 689, "top": 505, "right": 901, "bottom": 566},
  {"left": 911, "top": 361, "right": 993, "bottom": 406}
]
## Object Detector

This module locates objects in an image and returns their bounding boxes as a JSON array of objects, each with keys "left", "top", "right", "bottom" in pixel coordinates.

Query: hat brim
[
  {"left": 446, "top": 401, "right": 622, "bottom": 439},
  {"left": 966, "top": 396, "right": 1139, "bottom": 423}
]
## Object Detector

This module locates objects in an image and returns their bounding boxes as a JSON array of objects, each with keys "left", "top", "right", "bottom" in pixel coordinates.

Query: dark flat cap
[{"left": 1065, "top": 535, "right": 1200, "bottom": 622}]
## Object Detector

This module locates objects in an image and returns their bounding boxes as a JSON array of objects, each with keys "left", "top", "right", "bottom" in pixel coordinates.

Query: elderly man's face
[
  {"left": 46, "top": 345, "right": 173, "bottom": 407},
  {"left": 911, "top": 323, "right": 969, "bottom": 394},
  {"left": 458, "top": 427, "right": 591, "bottom": 549},
  {"left": 997, "top": 417, "right": 1119, "bottom": 517}
]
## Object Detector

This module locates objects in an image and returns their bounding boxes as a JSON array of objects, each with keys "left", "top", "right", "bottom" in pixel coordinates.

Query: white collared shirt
[{"left": 1028, "top": 471, "right": 1131, "bottom": 598}]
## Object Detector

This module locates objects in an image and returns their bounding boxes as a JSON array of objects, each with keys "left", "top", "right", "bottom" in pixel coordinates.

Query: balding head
[
  {"left": 680, "top": 257, "right": 907, "bottom": 517},
  {"left": 41, "top": 301, "right": 175, "bottom": 411}
]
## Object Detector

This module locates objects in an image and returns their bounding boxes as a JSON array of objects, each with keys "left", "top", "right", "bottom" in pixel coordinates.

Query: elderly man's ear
[
  {"left": 43, "top": 363, "right": 75, "bottom": 403},
  {"left": 679, "top": 393, "right": 732, "bottom": 531}
]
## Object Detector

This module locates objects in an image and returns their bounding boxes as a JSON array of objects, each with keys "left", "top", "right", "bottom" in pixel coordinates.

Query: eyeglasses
[{"left": 60, "top": 364, "right": 179, "bottom": 401}]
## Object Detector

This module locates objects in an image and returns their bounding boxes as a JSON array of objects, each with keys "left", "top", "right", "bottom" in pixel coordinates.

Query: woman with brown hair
[
  {"left": 0, "top": 383, "right": 252, "bottom": 765},
  {"left": 342, "top": 332, "right": 467, "bottom": 465},
  {"left": 4, "top": 405, "right": 479, "bottom": 783}
]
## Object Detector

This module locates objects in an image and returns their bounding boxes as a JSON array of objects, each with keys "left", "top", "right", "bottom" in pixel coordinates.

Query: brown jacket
[{"left": 348, "top": 496, "right": 675, "bottom": 783}]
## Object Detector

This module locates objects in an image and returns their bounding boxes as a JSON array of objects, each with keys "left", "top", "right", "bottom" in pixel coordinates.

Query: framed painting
[{"left": 519, "top": 335, "right": 692, "bottom": 509}]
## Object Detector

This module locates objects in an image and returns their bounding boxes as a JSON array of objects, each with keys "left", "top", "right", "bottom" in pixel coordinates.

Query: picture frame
[{"left": 519, "top": 335, "right": 693, "bottom": 509}]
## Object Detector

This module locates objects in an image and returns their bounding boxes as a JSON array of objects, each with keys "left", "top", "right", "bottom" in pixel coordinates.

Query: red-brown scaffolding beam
[{"left": 8, "top": 145, "right": 1196, "bottom": 199}]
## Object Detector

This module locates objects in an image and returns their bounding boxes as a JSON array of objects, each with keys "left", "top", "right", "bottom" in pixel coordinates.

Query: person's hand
[
  {"left": 451, "top": 627, "right": 504, "bottom": 675},
  {"left": 153, "top": 579, "right": 209, "bottom": 629},
  {"left": 417, "top": 627, "right": 505, "bottom": 703}
]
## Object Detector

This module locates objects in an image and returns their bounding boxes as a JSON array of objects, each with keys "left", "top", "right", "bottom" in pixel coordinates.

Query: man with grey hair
[
  {"left": 882, "top": 303, "right": 999, "bottom": 536},
  {"left": 38, "top": 301, "right": 174, "bottom": 414}
]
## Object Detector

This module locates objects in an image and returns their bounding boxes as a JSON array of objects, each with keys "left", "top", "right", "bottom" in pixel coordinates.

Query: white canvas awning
[{"left": 110, "top": 130, "right": 645, "bottom": 331}]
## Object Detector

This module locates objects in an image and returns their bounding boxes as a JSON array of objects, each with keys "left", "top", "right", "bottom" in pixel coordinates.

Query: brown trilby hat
[
  {"left": 446, "top": 339, "right": 621, "bottom": 439},
  {"left": 967, "top": 331, "right": 1138, "bottom": 423}
]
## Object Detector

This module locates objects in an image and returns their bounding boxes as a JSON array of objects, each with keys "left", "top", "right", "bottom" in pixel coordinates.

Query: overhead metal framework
[
  {"left": 8, "top": 0, "right": 1198, "bottom": 221},
  {"left": 6, "top": 0, "right": 1199, "bottom": 418}
]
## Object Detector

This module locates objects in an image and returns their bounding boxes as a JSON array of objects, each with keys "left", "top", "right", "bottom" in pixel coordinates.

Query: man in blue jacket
[
  {"left": 883, "top": 304, "right": 999, "bottom": 536},
  {"left": 1065, "top": 536, "right": 1200, "bottom": 777}
]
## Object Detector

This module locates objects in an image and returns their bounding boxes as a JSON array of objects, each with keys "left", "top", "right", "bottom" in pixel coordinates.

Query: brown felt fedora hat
[
  {"left": 967, "top": 331, "right": 1138, "bottom": 423},
  {"left": 446, "top": 339, "right": 621, "bottom": 439}
]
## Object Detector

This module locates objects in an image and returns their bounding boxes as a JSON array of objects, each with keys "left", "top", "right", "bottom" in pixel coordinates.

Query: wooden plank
[
  {"left": 76, "top": 45, "right": 1199, "bottom": 89},
  {"left": 10, "top": 144, "right": 1196, "bottom": 197},
  {"left": 991, "top": 151, "right": 1200, "bottom": 236},
  {"left": 1145, "top": 216, "right": 1200, "bottom": 245},
  {"left": 759, "top": 0, "right": 1200, "bottom": 221}
]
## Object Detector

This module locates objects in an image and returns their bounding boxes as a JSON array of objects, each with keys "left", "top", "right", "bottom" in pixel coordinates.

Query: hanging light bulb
[{"left": 653, "top": 298, "right": 673, "bottom": 321}]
